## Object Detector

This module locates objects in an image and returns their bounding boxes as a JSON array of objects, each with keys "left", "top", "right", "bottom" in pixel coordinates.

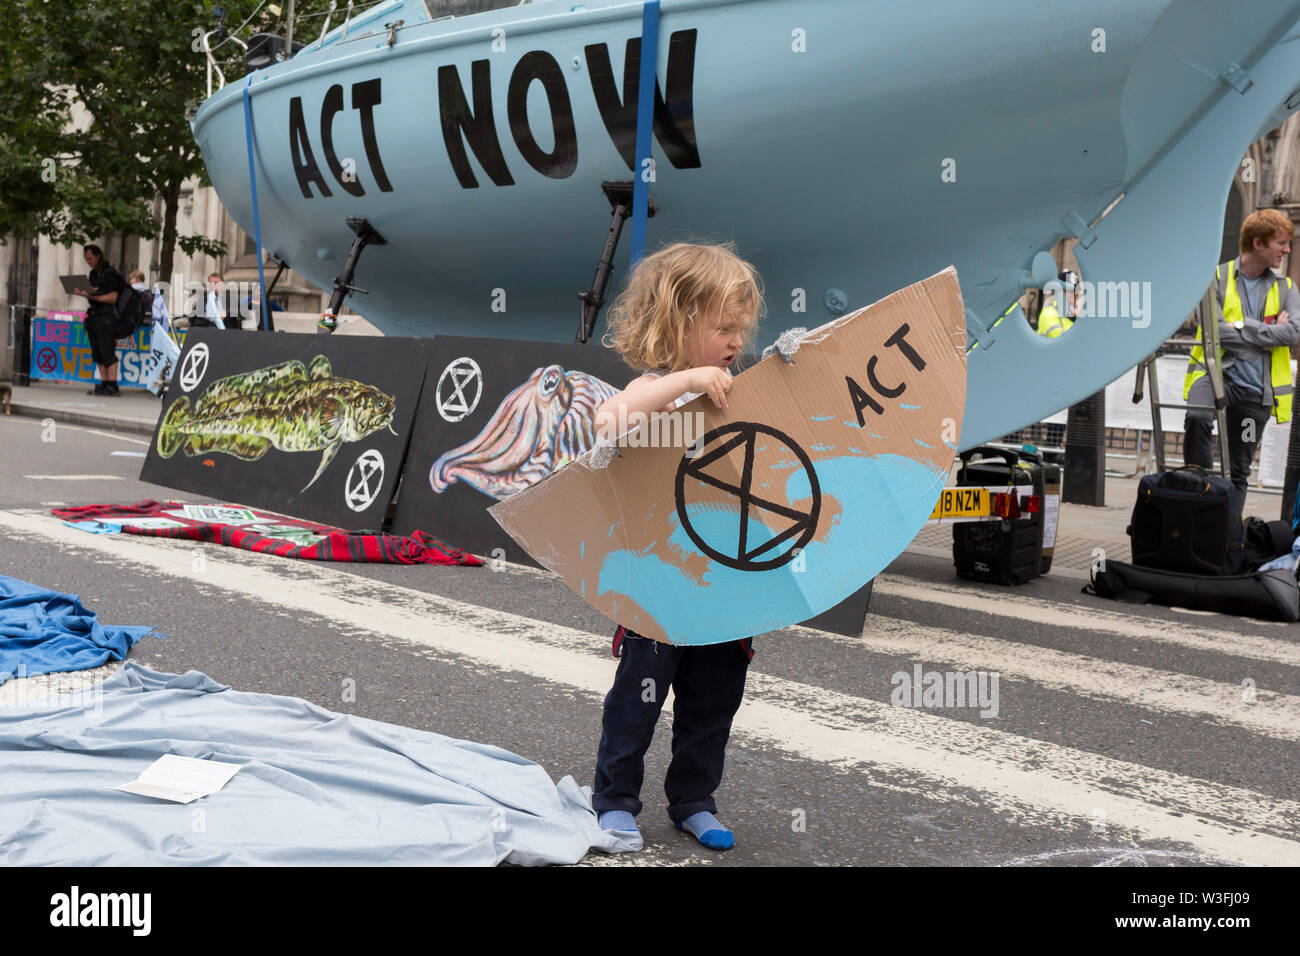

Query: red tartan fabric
[{"left": 51, "top": 501, "right": 484, "bottom": 567}]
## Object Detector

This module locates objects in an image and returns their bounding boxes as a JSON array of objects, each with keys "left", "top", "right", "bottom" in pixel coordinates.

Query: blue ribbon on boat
[
  {"left": 243, "top": 75, "right": 270, "bottom": 331},
  {"left": 629, "top": 0, "right": 660, "bottom": 268}
]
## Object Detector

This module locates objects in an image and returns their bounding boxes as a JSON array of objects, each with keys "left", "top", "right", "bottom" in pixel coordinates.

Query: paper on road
[{"left": 114, "top": 754, "right": 242, "bottom": 804}]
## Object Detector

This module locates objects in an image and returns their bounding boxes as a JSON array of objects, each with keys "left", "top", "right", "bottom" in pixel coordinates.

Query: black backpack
[
  {"left": 114, "top": 285, "right": 150, "bottom": 337},
  {"left": 1242, "top": 516, "right": 1294, "bottom": 572}
]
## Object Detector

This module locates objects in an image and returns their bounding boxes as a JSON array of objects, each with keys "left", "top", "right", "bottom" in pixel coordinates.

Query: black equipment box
[
  {"left": 953, "top": 446, "right": 1049, "bottom": 585},
  {"left": 1128, "top": 466, "right": 1244, "bottom": 575}
]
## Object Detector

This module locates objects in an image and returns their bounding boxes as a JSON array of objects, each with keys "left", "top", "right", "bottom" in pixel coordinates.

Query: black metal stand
[
  {"left": 1064, "top": 389, "right": 1106, "bottom": 505},
  {"left": 260, "top": 255, "right": 288, "bottom": 332},
  {"left": 317, "top": 218, "right": 387, "bottom": 334},
  {"left": 577, "top": 180, "right": 655, "bottom": 344},
  {"left": 16, "top": 307, "right": 32, "bottom": 386}
]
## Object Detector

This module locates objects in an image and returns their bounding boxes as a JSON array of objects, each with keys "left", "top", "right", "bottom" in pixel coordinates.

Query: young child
[
  {"left": 591, "top": 242, "right": 765, "bottom": 852},
  {"left": 129, "top": 271, "right": 181, "bottom": 398}
]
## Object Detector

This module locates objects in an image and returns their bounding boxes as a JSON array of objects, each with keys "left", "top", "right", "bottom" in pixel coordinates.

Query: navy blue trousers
[
  {"left": 592, "top": 628, "right": 752, "bottom": 823},
  {"left": 1184, "top": 378, "right": 1271, "bottom": 495}
]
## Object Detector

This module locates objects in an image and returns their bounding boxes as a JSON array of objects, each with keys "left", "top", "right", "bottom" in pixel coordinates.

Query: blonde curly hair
[{"left": 603, "top": 242, "right": 764, "bottom": 371}]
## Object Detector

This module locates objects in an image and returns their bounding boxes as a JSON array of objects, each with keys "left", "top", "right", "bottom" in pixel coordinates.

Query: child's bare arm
[{"left": 594, "top": 368, "right": 732, "bottom": 439}]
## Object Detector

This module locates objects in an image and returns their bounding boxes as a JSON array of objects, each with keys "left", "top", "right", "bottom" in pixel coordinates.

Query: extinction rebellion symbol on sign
[
  {"left": 346, "top": 449, "right": 385, "bottom": 512},
  {"left": 674, "top": 423, "right": 821, "bottom": 571},
  {"left": 436, "top": 357, "right": 483, "bottom": 423},
  {"left": 179, "top": 343, "right": 210, "bottom": 392}
]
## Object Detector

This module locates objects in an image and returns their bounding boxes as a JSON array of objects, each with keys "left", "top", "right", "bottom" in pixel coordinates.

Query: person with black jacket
[{"left": 74, "top": 244, "right": 126, "bottom": 396}]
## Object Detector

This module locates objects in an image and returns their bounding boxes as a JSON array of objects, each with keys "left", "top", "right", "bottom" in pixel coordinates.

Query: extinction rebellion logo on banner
[{"left": 29, "top": 316, "right": 184, "bottom": 389}]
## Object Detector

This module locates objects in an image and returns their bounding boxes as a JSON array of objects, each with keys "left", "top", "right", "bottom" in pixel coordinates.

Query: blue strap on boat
[
  {"left": 629, "top": 0, "right": 660, "bottom": 269},
  {"left": 242, "top": 75, "right": 270, "bottom": 331}
]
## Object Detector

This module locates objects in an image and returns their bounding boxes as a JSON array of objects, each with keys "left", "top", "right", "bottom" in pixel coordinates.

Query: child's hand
[{"left": 685, "top": 366, "right": 733, "bottom": 409}]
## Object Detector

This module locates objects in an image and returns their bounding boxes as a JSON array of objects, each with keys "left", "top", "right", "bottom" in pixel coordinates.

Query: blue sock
[
  {"left": 675, "top": 811, "right": 734, "bottom": 850},
  {"left": 599, "top": 810, "right": 638, "bottom": 832},
  {"left": 595, "top": 806, "right": 642, "bottom": 853}
]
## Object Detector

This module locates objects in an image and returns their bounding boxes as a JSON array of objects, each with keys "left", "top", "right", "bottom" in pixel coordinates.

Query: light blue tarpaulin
[
  {"left": 0, "top": 575, "right": 155, "bottom": 685},
  {"left": 0, "top": 663, "right": 633, "bottom": 865}
]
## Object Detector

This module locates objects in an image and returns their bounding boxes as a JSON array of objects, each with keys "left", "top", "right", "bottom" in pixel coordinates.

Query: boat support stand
[
  {"left": 576, "top": 180, "right": 656, "bottom": 344},
  {"left": 317, "top": 217, "right": 387, "bottom": 334}
]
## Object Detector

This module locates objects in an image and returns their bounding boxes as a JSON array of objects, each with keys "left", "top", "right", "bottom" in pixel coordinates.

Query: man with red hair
[{"left": 1183, "top": 209, "right": 1300, "bottom": 497}]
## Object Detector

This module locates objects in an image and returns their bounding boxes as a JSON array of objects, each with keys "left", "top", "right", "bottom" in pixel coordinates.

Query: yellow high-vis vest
[
  {"left": 1036, "top": 303, "right": 1073, "bottom": 338},
  {"left": 1183, "top": 260, "right": 1295, "bottom": 424}
]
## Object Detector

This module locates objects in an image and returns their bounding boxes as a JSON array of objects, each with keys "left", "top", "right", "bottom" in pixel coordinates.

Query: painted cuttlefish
[{"left": 431, "top": 365, "right": 617, "bottom": 500}]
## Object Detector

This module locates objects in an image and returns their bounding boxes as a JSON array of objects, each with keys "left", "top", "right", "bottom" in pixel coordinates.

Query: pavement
[
  {"left": 6, "top": 378, "right": 1291, "bottom": 580},
  {"left": 6, "top": 379, "right": 165, "bottom": 436},
  {"left": 0, "top": 411, "right": 1295, "bottom": 868}
]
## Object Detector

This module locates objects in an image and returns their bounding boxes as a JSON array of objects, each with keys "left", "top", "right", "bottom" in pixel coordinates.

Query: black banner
[
  {"left": 141, "top": 329, "right": 430, "bottom": 530},
  {"left": 394, "top": 336, "right": 634, "bottom": 565}
]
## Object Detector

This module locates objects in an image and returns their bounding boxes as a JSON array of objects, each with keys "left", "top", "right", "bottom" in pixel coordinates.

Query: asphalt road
[{"left": 1, "top": 414, "right": 1297, "bottom": 866}]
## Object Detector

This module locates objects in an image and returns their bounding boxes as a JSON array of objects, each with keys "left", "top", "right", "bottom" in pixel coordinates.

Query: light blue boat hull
[{"left": 193, "top": 0, "right": 1300, "bottom": 447}]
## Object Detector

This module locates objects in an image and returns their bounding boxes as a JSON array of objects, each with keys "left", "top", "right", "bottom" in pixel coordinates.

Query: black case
[
  {"left": 953, "top": 446, "right": 1046, "bottom": 585},
  {"left": 1242, "top": 516, "right": 1294, "bottom": 572},
  {"left": 1128, "top": 466, "right": 1244, "bottom": 575},
  {"left": 1090, "top": 559, "right": 1299, "bottom": 622}
]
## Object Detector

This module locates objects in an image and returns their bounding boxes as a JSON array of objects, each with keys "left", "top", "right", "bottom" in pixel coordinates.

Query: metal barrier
[{"left": 4, "top": 304, "right": 37, "bottom": 386}]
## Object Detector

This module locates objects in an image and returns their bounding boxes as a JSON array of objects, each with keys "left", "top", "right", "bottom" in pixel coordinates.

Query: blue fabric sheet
[
  {"left": 0, "top": 663, "right": 634, "bottom": 865},
  {"left": 0, "top": 575, "right": 155, "bottom": 685}
]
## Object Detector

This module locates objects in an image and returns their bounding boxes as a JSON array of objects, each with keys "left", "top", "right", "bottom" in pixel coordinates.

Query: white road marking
[
  {"left": 999, "top": 847, "right": 1243, "bottom": 867},
  {"left": 854, "top": 613, "right": 1300, "bottom": 742},
  {"left": 0, "top": 662, "right": 122, "bottom": 707},
  {"left": 875, "top": 575, "right": 1300, "bottom": 668},
  {"left": 23, "top": 475, "right": 122, "bottom": 481},
  {"left": 1, "top": 508, "right": 1296, "bottom": 866},
  {"left": 2, "top": 415, "right": 151, "bottom": 446},
  {"left": 110, "top": 451, "right": 147, "bottom": 458},
  {"left": 86, "top": 430, "right": 151, "bottom": 446}
]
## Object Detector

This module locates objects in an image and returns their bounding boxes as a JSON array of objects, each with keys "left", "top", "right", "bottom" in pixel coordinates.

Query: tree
[{"left": 0, "top": 0, "right": 334, "bottom": 277}]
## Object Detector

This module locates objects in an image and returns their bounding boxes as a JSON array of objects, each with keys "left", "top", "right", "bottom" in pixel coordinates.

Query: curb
[
  {"left": 904, "top": 543, "right": 1092, "bottom": 582},
  {"left": 8, "top": 402, "right": 158, "bottom": 438}
]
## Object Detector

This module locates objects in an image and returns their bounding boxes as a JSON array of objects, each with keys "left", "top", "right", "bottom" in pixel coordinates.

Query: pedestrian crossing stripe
[{"left": 0, "top": 508, "right": 1296, "bottom": 866}]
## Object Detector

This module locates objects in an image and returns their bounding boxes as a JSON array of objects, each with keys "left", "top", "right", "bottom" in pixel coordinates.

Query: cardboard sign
[
  {"left": 29, "top": 316, "right": 185, "bottom": 389},
  {"left": 393, "top": 337, "right": 639, "bottom": 564},
  {"left": 140, "top": 329, "right": 431, "bottom": 530},
  {"left": 489, "top": 268, "right": 967, "bottom": 645},
  {"left": 395, "top": 335, "right": 878, "bottom": 637}
]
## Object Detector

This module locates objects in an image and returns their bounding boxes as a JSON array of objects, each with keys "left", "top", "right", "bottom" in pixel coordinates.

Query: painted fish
[
  {"left": 157, "top": 354, "right": 397, "bottom": 490},
  {"left": 431, "top": 365, "right": 617, "bottom": 500}
]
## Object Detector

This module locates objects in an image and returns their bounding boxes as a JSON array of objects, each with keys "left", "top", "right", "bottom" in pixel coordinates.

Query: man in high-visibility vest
[
  {"left": 1183, "top": 209, "right": 1300, "bottom": 495},
  {"left": 1036, "top": 270, "right": 1086, "bottom": 338}
]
